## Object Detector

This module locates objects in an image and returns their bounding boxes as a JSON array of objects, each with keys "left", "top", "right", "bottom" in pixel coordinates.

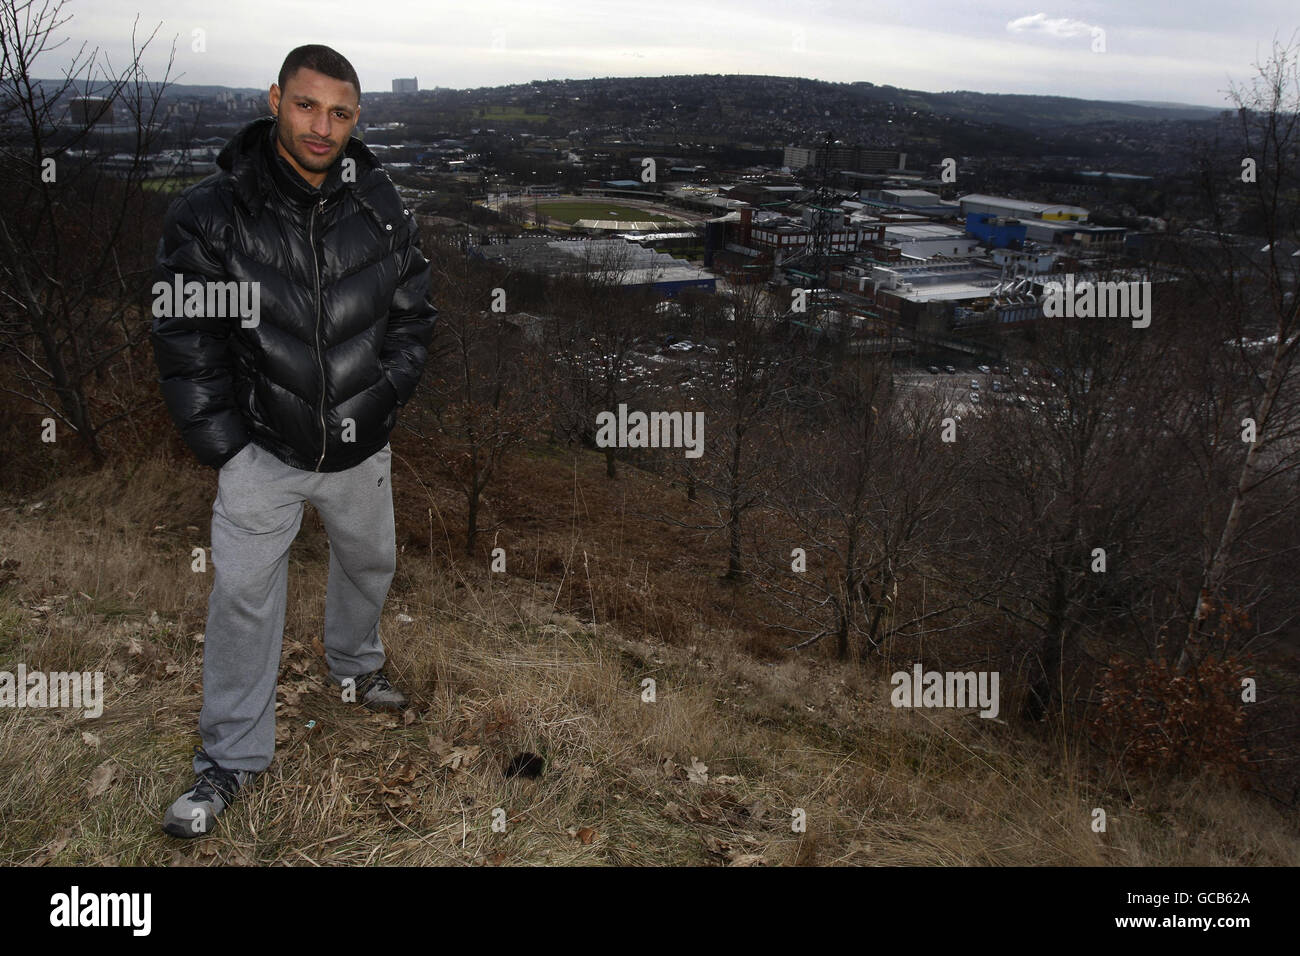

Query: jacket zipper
[{"left": 310, "top": 197, "right": 326, "bottom": 471}]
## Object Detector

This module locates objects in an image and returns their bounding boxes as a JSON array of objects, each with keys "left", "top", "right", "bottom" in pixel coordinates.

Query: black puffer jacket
[{"left": 150, "top": 115, "right": 438, "bottom": 471}]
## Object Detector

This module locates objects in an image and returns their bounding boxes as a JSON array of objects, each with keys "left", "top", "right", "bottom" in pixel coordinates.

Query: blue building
[{"left": 965, "top": 213, "right": 1026, "bottom": 249}]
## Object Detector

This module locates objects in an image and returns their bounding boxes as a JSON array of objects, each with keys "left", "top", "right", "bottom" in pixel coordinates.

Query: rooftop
[
  {"left": 959, "top": 194, "right": 1089, "bottom": 216},
  {"left": 884, "top": 223, "right": 967, "bottom": 239}
]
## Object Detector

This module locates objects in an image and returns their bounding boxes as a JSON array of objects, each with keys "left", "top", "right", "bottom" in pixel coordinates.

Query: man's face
[{"left": 268, "top": 67, "right": 360, "bottom": 187}]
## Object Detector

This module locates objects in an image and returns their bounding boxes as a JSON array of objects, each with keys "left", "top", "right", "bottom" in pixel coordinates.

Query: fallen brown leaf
[
  {"left": 686, "top": 756, "right": 709, "bottom": 785},
  {"left": 439, "top": 745, "right": 481, "bottom": 772},
  {"left": 86, "top": 761, "right": 115, "bottom": 799},
  {"left": 28, "top": 827, "right": 74, "bottom": 866}
]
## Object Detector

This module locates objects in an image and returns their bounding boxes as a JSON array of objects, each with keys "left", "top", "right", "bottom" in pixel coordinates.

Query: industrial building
[
  {"left": 962, "top": 202, "right": 1124, "bottom": 250},
  {"left": 882, "top": 223, "right": 980, "bottom": 259},
  {"left": 746, "top": 205, "right": 863, "bottom": 259},
  {"left": 958, "top": 193, "right": 1089, "bottom": 222},
  {"left": 724, "top": 182, "right": 804, "bottom": 206},
  {"left": 965, "top": 213, "right": 1028, "bottom": 249},
  {"left": 1023, "top": 219, "right": 1125, "bottom": 248},
  {"left": 991, "top": 248, "right": 1056, "bottom": 273},
  {"left": 783, "top": 144, "right": 908, "bottom": 174},
  {"left": 859, "top": 188, "right": 960, "bottom": 218},
  {"left": 69, "top": 96, "right": 114, "bottom": 127}
]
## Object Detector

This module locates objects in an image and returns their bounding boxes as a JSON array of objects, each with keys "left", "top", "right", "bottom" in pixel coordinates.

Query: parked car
[
  {"left": 945, "top": 365, "right": 956, "bottom": 374},
  {"left": 970, "top": 380, "right": 980, "bottom": 390},
  {"left": 978, "top": 365, "right": 991, "bottom": 374},
  {"left": 927, "top": 365, "right": 940, "bottom": 374},
  {"left": 969, "top": 392, "right": 981, "bottom": 403}
]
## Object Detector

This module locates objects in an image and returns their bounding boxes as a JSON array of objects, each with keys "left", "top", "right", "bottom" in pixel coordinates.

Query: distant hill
[
  {"left": 1122, "top": 99, "right": 1224, "bottom": 112},
  {"left": 34, "top": 74, "right": 1231, "bottom": 135},
  {"left": 848, "top": 83, "right": 1229, "bottom": 128},
  {"left": 30, "top": 78, "right": 265, "bottom": 100}
]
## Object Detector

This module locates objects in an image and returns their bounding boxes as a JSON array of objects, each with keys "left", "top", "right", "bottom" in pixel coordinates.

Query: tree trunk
[
  {"left": 1025, "top": 566, "right": 1067, "bottom": 720},
  {"left": 724, "top": 426, "right": 745, "bottom": 579},
  {"left": 834, "top": 596, "right": 849, "bottom": 661},
  {"left": 22, "top": 279, "right": 104, "bottom": 464},
  {"left": 725, "top": 501, "right": 743, "bottom": 579},
  {"left": 466, "top": 490, "right": 478, "bottom": 556},
  {"left": 865, "top": 601, "right": 886, "bottom": 658},
  {"left": 1178, "top": 345, "right": 1286, "bottom": 670}
]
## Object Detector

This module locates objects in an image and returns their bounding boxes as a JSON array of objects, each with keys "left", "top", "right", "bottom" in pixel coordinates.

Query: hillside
[
  {"left": 848, "top": 84, "right": 1224, "bottom": 128},
  {"left": 39, "top": 74, "right": 1226, "bottom": 134},
  {"left": 1, "top": 436, "right": 1295, "bottom": 866}
]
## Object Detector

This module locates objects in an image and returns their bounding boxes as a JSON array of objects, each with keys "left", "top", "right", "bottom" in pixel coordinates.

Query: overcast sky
[{"left": 38, "top": 0, "right": 1299, "bottom": 107}]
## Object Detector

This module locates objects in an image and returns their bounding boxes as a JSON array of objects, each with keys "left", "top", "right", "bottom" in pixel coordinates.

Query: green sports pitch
[{"left": 536, "top": 200, "right": 680, "bottom": 224}]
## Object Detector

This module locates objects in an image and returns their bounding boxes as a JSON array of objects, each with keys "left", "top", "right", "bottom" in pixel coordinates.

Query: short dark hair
[{"left": 277, "top": 44, "right": 361, "bottom": 101}]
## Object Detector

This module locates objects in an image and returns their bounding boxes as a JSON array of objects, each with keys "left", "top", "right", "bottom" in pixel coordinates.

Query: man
[{"left": 150, "top": 44, "right": 438, "bottom": 839}]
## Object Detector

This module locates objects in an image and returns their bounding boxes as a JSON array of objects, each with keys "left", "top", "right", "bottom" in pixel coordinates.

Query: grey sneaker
[
  {"left": 162, "top": 747, "right": 255, "bottom": 839},
  {"left": 343, "top": 669, "right": 409, "bottom": 711}
]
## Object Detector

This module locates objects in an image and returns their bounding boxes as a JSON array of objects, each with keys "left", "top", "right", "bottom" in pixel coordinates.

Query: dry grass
[{"left": 0, "top": 446, "right": 1296, "bottom": 867}]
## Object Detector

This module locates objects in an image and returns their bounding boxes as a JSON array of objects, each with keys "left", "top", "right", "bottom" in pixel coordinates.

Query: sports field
[
  {"left": 537, "top": 200, "right": 679, "bottom": 224},
  {"left": 480, "top": 105, "right": 550, "bottom": 123}
]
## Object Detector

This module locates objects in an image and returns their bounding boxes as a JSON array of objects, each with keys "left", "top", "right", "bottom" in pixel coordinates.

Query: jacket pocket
[
  {"left": 378, "top": 365, "right": 398, "bottom": 405},
  {"left": 234, "top": 368, "right": 256, "bottom": 422}
]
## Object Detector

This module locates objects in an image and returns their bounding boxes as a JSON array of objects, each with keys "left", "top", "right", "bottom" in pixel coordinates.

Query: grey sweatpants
[{"left": 195, "top": 440, "right": 395, "bottom": 773}]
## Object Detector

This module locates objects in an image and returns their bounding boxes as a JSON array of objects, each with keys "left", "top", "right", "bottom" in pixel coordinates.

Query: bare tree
[
  {"left": 0, "top": 0, "right": 174, "bottom": 463},
  {"left": 757, "top": 354, "right": 965, "bottom": 661},
  {"left": 542, "top": 239, "right": 648, "bottom": 478},
  {"left": 958, "top": 309, "right": 1187, "bottom": 718},
  {"left": 673, "top": 280, "right": 788, "bottom": 579},
  {"left": 1174, "top": 38, "right": 1300, "bottom": 670},
  {"left": 409, "top": 234, "right": 543, "bottom": 554}
]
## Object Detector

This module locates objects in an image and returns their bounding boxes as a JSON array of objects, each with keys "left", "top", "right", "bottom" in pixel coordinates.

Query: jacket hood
[{"left": 217, "top": 115, "right": 382, "bottom": 215}]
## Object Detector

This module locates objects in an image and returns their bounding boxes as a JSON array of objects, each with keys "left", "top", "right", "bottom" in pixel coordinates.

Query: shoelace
[
  {"left": 356, "top": 670, "right": 391, "bottom": 695},
  {"left": 191, "top": 747, "right": 242, "bottom": 804}
]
